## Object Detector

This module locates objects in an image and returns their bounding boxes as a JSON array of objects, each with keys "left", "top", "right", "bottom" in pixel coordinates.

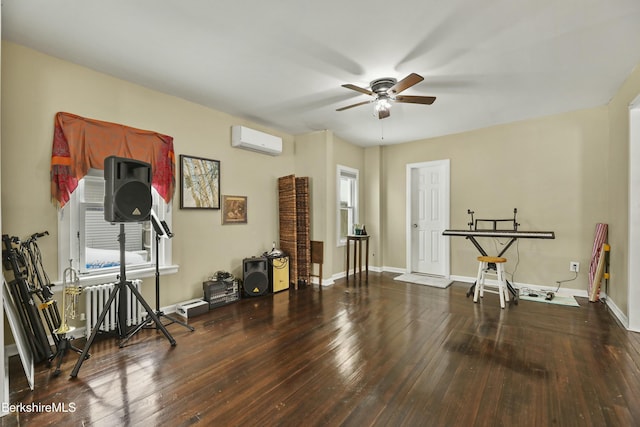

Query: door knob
[{"left": 413, "top": 224, "right": 418, "bottom": 228}]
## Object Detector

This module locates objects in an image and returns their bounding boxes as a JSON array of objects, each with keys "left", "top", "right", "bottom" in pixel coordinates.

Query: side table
[{"left": 346, "top": 235, "right": 370, "bottom": 283}]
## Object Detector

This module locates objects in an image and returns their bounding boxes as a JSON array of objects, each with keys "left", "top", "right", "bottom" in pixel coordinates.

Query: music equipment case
[{"left": 175, "top": 299, "right": 209, "bottom": 319}]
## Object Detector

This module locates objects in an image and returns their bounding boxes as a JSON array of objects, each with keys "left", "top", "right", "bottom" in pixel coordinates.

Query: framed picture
[
  {"left": 222, "top": 195, "right": 247, "bottom": 224},
  {"left": 180, "top": 155, "right": 220, "bottom": 209}
]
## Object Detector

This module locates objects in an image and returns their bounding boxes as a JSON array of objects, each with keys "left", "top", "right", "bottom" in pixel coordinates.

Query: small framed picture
[
  {"left": 180, "top": 155, "right": 220, "bottom": 209},
  {"left": 222, "top": 195, "right": 247, "bottom": 224}
]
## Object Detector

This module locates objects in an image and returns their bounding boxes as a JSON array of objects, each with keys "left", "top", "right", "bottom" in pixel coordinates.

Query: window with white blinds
[
  {"left": 336, "top": 165, "right": 359, "bottom": 246},
  {"left": 82, "top": 206, "right": 144, "bottom": 251},
  {"left": 58, "top": 169, "right": 172, "bottom": 278}
]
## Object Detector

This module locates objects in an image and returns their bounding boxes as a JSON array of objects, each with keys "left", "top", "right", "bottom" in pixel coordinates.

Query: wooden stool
[{"left": 473, "top": 256, "right": 509, "bottom": 309}]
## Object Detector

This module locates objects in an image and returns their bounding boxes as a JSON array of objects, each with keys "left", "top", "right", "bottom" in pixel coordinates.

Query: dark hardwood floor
[{"left": 3, "top": 272, "right": 640, "bottom": 426}]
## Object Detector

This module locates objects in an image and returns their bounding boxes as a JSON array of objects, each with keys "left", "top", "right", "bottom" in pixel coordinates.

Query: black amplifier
[{"left": 203, "top": 278, "right": 240, "bottom": 309}]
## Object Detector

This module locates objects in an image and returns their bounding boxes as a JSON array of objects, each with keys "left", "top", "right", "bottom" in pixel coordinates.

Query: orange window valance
[{"left": 50, "top": 112, "right": 175, "bottom": 207}]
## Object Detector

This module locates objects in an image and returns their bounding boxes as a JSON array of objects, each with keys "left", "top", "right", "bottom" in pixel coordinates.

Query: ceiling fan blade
[
  {"left": 388, "top": 73, "right": 424, "bottom": 95},
  {"left": 395, "top": 95, "right": 436, "bottom": 105},
  {"left": 342, "top": 83, "right": 373, "bottom": 96},
  {"left": 336, "top": 100, "right": 371, "bottom": 111},
  {"left": 378, "top": 108, "right": 391, "bottom": 119}
]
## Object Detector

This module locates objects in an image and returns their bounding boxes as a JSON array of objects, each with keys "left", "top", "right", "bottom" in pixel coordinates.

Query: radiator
[{"left": 84, "top": 280, "right": 145, "bottom": 336}]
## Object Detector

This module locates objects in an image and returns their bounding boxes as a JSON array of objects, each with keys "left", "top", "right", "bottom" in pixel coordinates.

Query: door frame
[
  {"left": 405, "top": 159, "right": 450, "bottom": 277},
  {"left": 628, "top": 96, "right": 640, "bottom": 331}
]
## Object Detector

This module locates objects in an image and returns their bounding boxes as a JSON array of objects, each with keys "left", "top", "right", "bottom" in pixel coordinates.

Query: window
[
  {"left": 58, "top": 169, "right": 174, "bottom": 285},
  {"left": 337, "top": 165, "right": 359, "bottom": 246}
]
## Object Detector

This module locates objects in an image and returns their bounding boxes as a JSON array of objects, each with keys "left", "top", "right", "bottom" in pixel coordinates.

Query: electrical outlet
[{"left": 570, "top": 261, "right": 580, "bottom": 272}]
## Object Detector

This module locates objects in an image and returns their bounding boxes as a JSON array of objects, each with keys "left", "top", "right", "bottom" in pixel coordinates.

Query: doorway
[{"left": 405, "top": 160, "right": 450, "bottom": 277}]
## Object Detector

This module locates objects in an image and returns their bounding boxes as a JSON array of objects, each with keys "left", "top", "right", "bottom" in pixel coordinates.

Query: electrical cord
[
  {"left": 519, "top": 271, "right": 578, "bottom": 299},
  {"left": 553, "top": 271, "right": 578, "bottom": 293},
  {"left": 490, "top": 235, "right": 579, "bottom": 299}
]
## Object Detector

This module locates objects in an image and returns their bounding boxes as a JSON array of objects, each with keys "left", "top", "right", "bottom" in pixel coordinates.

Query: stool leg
[
  {"left": 473, "top": 261, "right": 484, "bottom": 303},
  {"left": 502, "top": 266, "right": 510, "bottom": 303},
  {"left": 497, "top": 264, "right": 506, "bottom": 309}
]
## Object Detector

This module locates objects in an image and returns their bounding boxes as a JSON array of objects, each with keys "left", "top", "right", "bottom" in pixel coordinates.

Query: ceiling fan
[{"left": 336, "top": 73, "right": 436, "bottom": 119}]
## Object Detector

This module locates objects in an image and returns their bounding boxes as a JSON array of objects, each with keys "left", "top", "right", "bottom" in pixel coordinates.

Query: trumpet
[{"left": 55, "top": 260, "right": 82, "bottom": 335}]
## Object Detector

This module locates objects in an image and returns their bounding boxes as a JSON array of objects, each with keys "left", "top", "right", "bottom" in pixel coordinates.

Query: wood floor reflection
[{"left": 3, "top": 272, "right": 640, "bottom": 426}]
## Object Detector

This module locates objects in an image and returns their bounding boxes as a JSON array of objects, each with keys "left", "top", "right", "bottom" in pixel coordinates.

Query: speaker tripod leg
[
  {"left": 119, "top": 315, "right": 151, "bottom": 348},
  {"left": 121, "top": 281, "right": 176, "bottom": 347},
  {"left": 154, "top": 311, "right": 195, "bottom": 332},
  {"left": 70, "top": 283, "right": 121, "bottom": 378}
]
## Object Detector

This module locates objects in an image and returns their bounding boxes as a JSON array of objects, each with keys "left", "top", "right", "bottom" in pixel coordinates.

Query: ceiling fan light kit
[
  {"left": 375, "top": 97, "right": 392, "bottom": 112},
  {"left": 337, "top": 73, "right": 436, "bottom": 119}
]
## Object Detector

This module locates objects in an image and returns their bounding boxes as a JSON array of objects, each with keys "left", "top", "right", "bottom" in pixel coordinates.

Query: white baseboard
[
  {"left": 5, "top": 344, "right": 18, "bottom": 358},
  {"left": 603, "top": 295, "right": 630, "bottom": 330},
  {"left": 447, "top": 274, "right": 588, "bottom": 298},
  {"left": 331, "top": 271, "right": 346, "bottom": 283},
  {"left": 311, "top": 277, "right": 335, "bottom": 287},
  {"left": 330, "top": 265, "right": 385, "bottom": 285}
]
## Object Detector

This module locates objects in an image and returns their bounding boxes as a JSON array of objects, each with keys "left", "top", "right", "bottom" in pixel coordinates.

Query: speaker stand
[
  {"left": 134, "top": 232, "right": 194, "bottom": 337},
  {"left": 70, "top": 224, "right": 176, "bottom": 378}
]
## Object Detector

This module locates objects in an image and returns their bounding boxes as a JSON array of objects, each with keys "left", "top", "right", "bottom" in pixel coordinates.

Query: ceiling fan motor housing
[{"left": 370, "top": 78, "right": 397, "bottom": 95}]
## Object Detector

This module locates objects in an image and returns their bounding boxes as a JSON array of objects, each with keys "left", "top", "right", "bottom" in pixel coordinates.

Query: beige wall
[
  {"left": 293, "top": 130, "right": 370, "bottom": 280},
  {"left": 294, "top": 131, "right": 330, "bottom": 279},
  {"left": 364, "top": 146, "right": 382, "bottom": 269},
  {"left": 381, "top": 108, "right": 610, "bottom": 291},
  {"left": 294, "top": 130, "right": 329, "bottom": 242},
  {"left": 1, "top": 42, "right": 296, "bottom": 310}
]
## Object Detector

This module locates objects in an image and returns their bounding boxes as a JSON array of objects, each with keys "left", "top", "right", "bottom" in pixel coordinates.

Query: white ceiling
[{"left": 3, "top": 0, "right": 640, "bottom": 147}]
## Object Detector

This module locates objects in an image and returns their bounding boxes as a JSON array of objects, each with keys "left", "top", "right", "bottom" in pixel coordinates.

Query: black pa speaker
[
  {"left": 242, "top": 257, "right": 269, "bottom": 297},
  {"left": 104, "top": 156, "right": 152, "bottom": 223}
]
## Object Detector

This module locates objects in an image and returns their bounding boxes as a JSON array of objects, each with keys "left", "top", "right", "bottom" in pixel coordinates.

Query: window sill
[{"left": 52, "top": 264, "right": 180, "bottom": 289}]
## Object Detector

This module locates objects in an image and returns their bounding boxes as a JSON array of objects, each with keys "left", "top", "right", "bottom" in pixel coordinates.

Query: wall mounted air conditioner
[{"left": 231, "top": 125, "right": 282, "bottom": 156}]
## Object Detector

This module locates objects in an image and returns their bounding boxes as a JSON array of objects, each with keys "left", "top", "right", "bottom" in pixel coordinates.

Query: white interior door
[{"left": 406, "top": 160, "right": 450, "bottom": 276}]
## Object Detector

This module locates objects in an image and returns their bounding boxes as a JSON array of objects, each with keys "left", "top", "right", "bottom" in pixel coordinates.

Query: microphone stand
[
  {"left": 146, "top": 215, "right": 194, "bottom": 332},
  {"left": 138, "top": 214, "right": 195, "bottom": 332}
]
